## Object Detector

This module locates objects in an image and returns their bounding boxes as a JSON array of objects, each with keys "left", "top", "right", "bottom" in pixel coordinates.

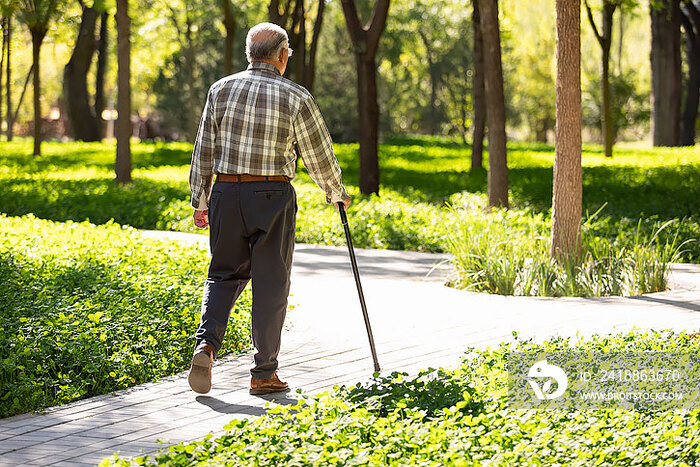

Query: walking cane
[{"left": 337, "top": 202, "right": 381, "bottom": 373}]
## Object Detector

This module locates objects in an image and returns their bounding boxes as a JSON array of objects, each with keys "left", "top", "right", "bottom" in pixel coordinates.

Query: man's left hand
[{"left": 193, "top": 209, "right": 209, "bottom": 229}]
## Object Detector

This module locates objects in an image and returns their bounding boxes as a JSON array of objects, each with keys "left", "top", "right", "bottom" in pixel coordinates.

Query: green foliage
[
  {"left": 583, "top": 71, "right": 651, "bottom": 142},
  {"left": 9, "top": 0, "right": 658, "bottom": 141},
  {"left": 17, "top": 0, "right": 63, "bottom": 33},
  {"left": 445, "top": 197, "right": 692, "bottom": 296},
  {"left": 0, "top": 214, "right": 251, "bottom": 417},
  {"left": 102, "top": 330, "right": 700, "bottom": 466},
  {"left": 0, "top": 138, "right": 698, "bottom": 265}
]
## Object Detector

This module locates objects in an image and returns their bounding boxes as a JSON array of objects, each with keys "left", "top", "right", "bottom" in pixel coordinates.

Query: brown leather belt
[{"left": 216, "top": 173, "right": 290, "bottom": 183}]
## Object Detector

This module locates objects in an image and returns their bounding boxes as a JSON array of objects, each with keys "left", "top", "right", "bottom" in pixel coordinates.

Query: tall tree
[
  {"left": 63, "top": 0, "right": 100, "bottom": 141},
  {"left": 166, "top": 1, "right": 200, "bottom": 140},
  {"left": 471, "top": 0, "right": 485, "bottom": 170},
  {"left": 18, "top": 0, "right": 61, "bottom": 156},
  {"left": 94, "top": 9, "right": 107, "bottom": 139},
  {"left": 584, "top": 0, "right": 626, "bottom": 158},
  {"left": 220, "top": 0, "right": 235, "bottom": 75},
  {"left": 551, "top": 0, "right": 582, "bottom": 261},
  {"left": 1, "top": 0, "right": 17, "bottom": 140},
  {"left": 476, "top": 0, "right": 508, "bottom": 208},
  {"left": 303, "top": 0, "right": 325, "bottom": 91},
  {"left": 417, "top": 29, "right": 441, "bottom": 135},
  {"left": 115, "top": 0, "right": 131, "bottom": 184},
  {"left": 680, "top": 0, "right": 700, "bottom": 145},
  {"left": 1, "top": 16, "right": 6, "bottom": 130},
  {"left": 3, "top": 14, "right": 10, "bottom": 140},
  {"left": 340, "top": 0, "right": 390, "bottom": 196},
  {"left": 269, "top": 0, "right": 326, "bottom": 92},
  {"left": 3, "top": 8, "right": 16, "bottom": 141},
  {"left": 650, "top": 0, "right": 682, "bottom": 146}
]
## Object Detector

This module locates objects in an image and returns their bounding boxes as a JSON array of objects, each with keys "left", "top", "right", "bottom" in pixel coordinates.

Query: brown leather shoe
[
  {"left": 188, "top": 343, "right": 214, "bottom": 394},
  {"left": 249, "top": 371, "right": 289, "bottom": 395}
]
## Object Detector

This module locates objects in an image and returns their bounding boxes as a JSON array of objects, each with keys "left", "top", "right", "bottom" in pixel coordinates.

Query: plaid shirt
[{"left": 189, "top": 61, "right": 350, "bottom": 209}]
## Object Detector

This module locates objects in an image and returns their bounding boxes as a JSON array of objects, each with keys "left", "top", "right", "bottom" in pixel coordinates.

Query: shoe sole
[
  {"left": 188, "top": 352, "right": 212, "bottom": 394},
  {"left": 249, "top": 386, "right": 289, "bottom": 395}
]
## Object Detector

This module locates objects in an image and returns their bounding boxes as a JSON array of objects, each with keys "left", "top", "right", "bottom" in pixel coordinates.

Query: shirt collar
[{"left": 247, "top": 61, "right": 282, "bottom": 75}]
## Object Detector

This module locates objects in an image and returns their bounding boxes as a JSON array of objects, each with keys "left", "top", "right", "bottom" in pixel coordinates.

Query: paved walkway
[{"left": 1, "top": 230, "right": 699, "bottom": 466}]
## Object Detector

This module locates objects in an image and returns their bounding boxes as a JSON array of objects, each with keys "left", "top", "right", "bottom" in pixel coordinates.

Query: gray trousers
[{"left": 195, "top": 180, "right": 296, "bottom": 379}]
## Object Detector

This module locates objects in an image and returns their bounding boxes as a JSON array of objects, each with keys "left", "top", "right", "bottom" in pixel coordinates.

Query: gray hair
[{"left": 246, "top": 22, "right": 289, "bottom": 62}]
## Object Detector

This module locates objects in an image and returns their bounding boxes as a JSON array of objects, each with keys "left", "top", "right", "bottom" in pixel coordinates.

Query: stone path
[{"left": 1, "top": 230, "right": 698, "bottom": 466}]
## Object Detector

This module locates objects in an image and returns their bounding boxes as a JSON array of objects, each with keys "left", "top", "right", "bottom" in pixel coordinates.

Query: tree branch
[
  {"left": 684, "top": 0, "right": 700, "bottom": 32},
  {"left": 13, "top": 63, "right": 33, "bottom": 124},
  {"left": 166, "top": 5, "right": 185, "bottom": 48},
  {"left": 366, "top": 0, "right": 390, "bottom": 51},
  {"left": 585, "top": 0, "right": 604, "bottom": 46},
  {"left": 307, "top": 0, "right": 324, "bottom": 67},
  {"left": 681, "top": 7, "right": 697, "bottom": 43},
  {"left": 340, "top": 0, "right": 365, "bottom": 45}
]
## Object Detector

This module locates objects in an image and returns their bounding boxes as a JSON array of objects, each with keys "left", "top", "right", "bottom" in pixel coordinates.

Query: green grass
[
  {"left": 102, "top": 329, "right": 700, "bottom": 466},
  {"left": 0, "top": 215, "right": 251, "bottom": 417},
  {"left": 0, "top": 137, "right": 697, "bottom": 294}
]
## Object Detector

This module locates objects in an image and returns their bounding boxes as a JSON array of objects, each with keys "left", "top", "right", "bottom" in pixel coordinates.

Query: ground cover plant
[
  {"left": 0, "top": 137, "right": 697, "bottom": 296},
  {"left": 102, "top": 329, "right": 700, "bottom": 466},
  {"left": 0, "top": 215, "right": 251, "bottom": 417}
]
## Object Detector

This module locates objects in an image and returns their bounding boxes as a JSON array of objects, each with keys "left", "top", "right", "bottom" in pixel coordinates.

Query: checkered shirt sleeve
[
  {"left": 293, "top": 96, "right": 349, "bottom": 204},
  {"left": 189, "top": 89, "right": 216, "bottom": 210}
]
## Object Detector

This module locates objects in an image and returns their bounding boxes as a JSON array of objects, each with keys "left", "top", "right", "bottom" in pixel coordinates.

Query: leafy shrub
[
  {"left": 445, "top": 194, "right": 692, "bottom": 296},
  {"left": 0, "top": 215, "right": 251, "bottom": 417},
  {"left": 102, "top": 330, "right": 700, "bottom": 466}
]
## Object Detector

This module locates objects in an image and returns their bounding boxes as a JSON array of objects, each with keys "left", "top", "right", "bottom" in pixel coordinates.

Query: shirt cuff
[
  {"left": 326, "top": 187, "right": 350, "bottom": 204},
  {"left": 196, "top": 194, "right": 209, "bottom": 210}
]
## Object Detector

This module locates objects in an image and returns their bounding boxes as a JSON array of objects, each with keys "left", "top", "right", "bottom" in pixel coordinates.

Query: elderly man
[{"left": 187, "top": 22, "right": 351, "bottom": 395}]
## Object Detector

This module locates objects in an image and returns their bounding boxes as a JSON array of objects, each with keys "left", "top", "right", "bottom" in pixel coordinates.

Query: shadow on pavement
[{"left": 195, "top": 392, "right": 299, "bottom": 416}]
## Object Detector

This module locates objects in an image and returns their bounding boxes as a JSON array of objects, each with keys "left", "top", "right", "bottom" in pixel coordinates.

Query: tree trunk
[
  {"left": 95, "top": 11, "right": 108, "bottom": 139},
  {"left": 585, "top": 1, "right": 615, "bottom": 157},
  {"left": 357, "top": 54, "right": 380, "bottom": 194},
  {"left": 185, "top": 13, "right": 198, "bottom": 141},
  {"left": 221, "top": 0, "right": 235, "bottom": 75},
  {"left": 269, "top": 0, "right": 292, "bottom": 28},
  {"left": 680, "top": 2, "right": 700, "bottom": 146},
  {"left": 650, "top": 0, "right": 681, "bottom": 146},
  {"left": 617, "top": 8, "right": 624, "bottom": 76},
  {"left": 5, "top": 15, "right": 11, "bottom": 141},
  {"left": 1, "top": 17, "right": 6, "bottom": 132},
  {"left": 115, "top": 0, "right": 132, "bottom": 184},
  {"left": 340, "top": 0, "right": 390, "bottom": 196},
  {"left": 418, "top": 30, "right": 439, "bottom": 135},
  {"left": 31, "top": 29, "right": 46, "bottom": 156},
  {"left": 64, "top": 5, "right": 100, "bottom": 142},
  {"left": 601, "top": 3, "right": 615, "bottom": 156},
  {"left": 551, "top": 0, "right": 582, "bottom": 262},
  {"left": 535, "top": 117, "right": 550, "bottom": 143},
  {"left": 270, "top": 0, "right": 325, "bottom": 92},
  {"left": 472, "top": 0, "right": 485, "bottom": 170},
  {"left": 290, "top": 0, "right": 306, "bottom": 84},
  {"left": 303, "top": 0, "right": 325, "bottom": 92},
  {"left": 477, "top": 0, "right": 508, "bottom": 208}
]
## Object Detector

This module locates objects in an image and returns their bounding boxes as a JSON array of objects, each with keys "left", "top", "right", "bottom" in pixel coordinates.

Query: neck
[{"left": 252, "top": 59, "right": 283, "bottom": 75}]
